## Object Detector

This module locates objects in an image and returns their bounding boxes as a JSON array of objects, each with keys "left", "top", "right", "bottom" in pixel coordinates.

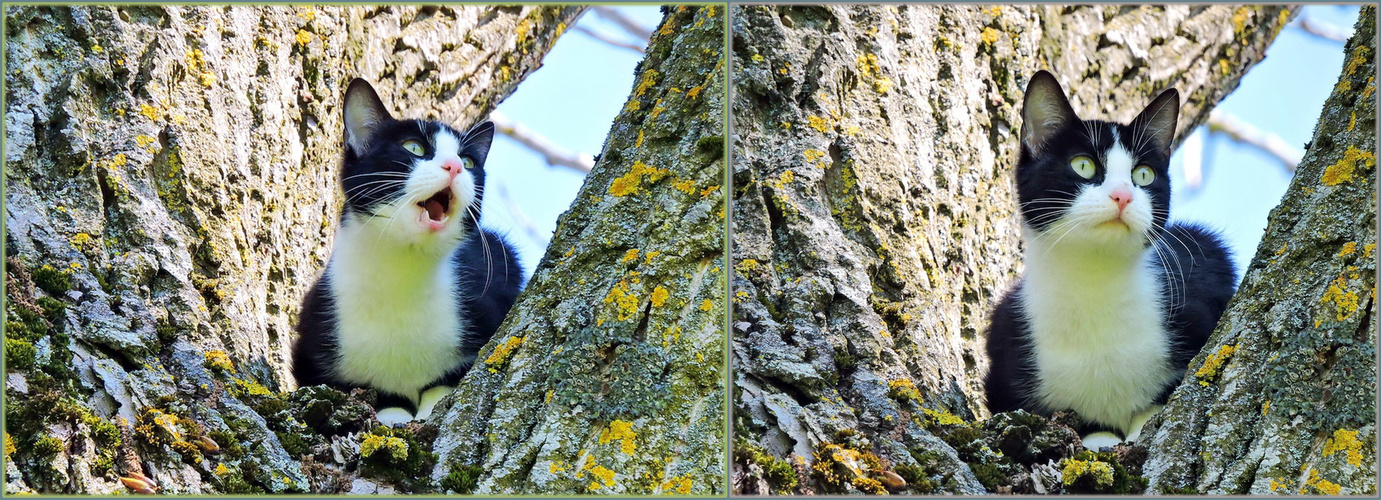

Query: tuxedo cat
[
  {"left": 292, "top": 79, "right": 523, "bottom": 425},
  {"left": 983, "top": 71, "right": 1237, "bottom": 450}
]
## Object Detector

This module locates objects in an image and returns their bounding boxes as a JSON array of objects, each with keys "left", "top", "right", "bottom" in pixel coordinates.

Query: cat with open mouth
[{"left": 292, "top": 79, "right": 524, "bottom": 425}]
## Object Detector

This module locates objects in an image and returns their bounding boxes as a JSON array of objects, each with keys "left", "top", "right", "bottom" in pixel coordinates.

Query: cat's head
[
  {"left": 338, "top": 78, "right": 494, "bottom": 249},
  {"left": 1015, "top": 70, "right": 1179, "bottom": 254}
]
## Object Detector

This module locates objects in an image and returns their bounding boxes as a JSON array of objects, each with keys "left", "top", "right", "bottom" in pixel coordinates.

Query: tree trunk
[
  {"left": 730, "top": 4, "right": 1291, "bottom": 494},
  {"left": 426, "top": 6, "right": 727, "bottom": 495},
  {"left": 1141, "top": 7, "right": 1377, "bottom": 495},
  {"left": 4, "top": 4, "right": 577, "bottom": 494}
]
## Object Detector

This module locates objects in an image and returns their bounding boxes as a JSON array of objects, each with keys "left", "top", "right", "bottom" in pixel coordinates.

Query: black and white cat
[
  {"left": 983, "top": 71, "right": 1237, "bottom": 450},
  {"left": 292, "top": 79, "right": 523, "bottom": 425}
]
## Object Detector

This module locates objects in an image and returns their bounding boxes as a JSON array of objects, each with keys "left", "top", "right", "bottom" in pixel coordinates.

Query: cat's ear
[
  {"left": 1021, "top": 71, "right": 1079, "bottom": 153},
  {"left": 460, "top": 121, "right": 496, "bottom": 167},
  {"left": 343, "top": 79, "right": 393, "bottom": 154},
  {"left": 1132, "top": 88, "right": 1180, "bottom": 157}
]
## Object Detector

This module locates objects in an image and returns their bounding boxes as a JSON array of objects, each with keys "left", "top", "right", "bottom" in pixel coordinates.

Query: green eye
[
  {"left": 461, "top": 157, "right": 475, "bottom": 170},
  {"left": 402, "top": 140, "right": 425, "bottom": 156},
  {"left": 1132, "top": 165, "right": 1156, "bottom": 186},
  {"left": 1070, "top": 155, "right": 1096, "bottom": 179}
]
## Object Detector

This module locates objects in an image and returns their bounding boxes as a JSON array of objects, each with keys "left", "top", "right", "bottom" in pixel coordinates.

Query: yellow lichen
[
  {"left": 980, "top": 27, "right": 1001, "bottom": 45},
  {"left": 599, "top": 420, "right": 637, "bottom": 455},
  {"left": 1338, "top": 242, "right": 1358, "bottom": 258},
  {"left": 1321, "top": 146, "right": 1375, "bottom": 186},
  {"left": 214, "top": 463, "right": 231, "bottom": 476},
  {"left": 921, "top": 407, "right": 967, "bottom": 427},
  {"left": 634, "top": 69, "right": 659, "bottom": 98},
  {"left": 660, "top": 475, "right": 693, "bottom": 494},
  {"left": 650, "top": 286, "right": 669, "bottom": 307},
  {"left": 1061, "top": 458, "right": 1114, "bottom": 487},
  {"left": 699, "top": 299, "right": 713, "bottom": 312},
  {"left": 686, "top": 86, "right": 702, "bottom": 99},
  {"left": 1194, "top": 344, "right": 1237, "bottom": 386},
  {"left": 139, "top": 104, "right": 161, "bottom": 122},
  {"left": 856, "top": 53, "right": 880, "bottom": 77},
  {"left": 699, "top": 185, "right": 719, "bottom": 198},
  {"left": 1301, "top": 467, "right": 1342, "bottom": 495},
  {"left": 69, "top": 232, "right": 95, "bottom": 248},
  {"left": 1321, "top": 275, "right": 1360, "bottom": 321},
  {"left": 608, "top": 161, "right": 669, "bottom": 197},
  {"left": 804, "top": 148, "right": 826, "bottom": 164},
  {"left": 185, "top": 49, "right": 205, "bottom": 70},
  {"left": 199, "top": 72, "right": 215, "bottom": 87},
  {"left": 4, "top": 432, "right": 14, "bottom": 458},
  {"left": 135, "top": 135, "right": 156, "bottom": 149},
  {"left": 1322, "top": 428, "right": 1365, "bottom": 467},
  {"left": 484, "top": 336, "right": 524, "bottom": 371},
  {"left": 602, "top": 280, "right": 640, "bottom": 322},
  {"left": 589, "top": 465, "right": 616, "bottom": 488},
  {"left": 873, "top": 77, "right": 893, "bottom": 94},
  {"left": 807, "top": 115, "right": 831, "bottom": 133},
  {"left": 359, "top": 433, "right": 408, "bottom": 462},
  {"left": 203, "top": 350, "right": 235, "bottom": 374},
  {"left": 673, "top": 179, "right": 695, "bottom": 194},
  {"left": 297, "top": 6, "right": 316, "bottom": 21},
  {"left": 294, "top": 30, "right": 311, "bottom": 46},
  {"left": 622, "top": 249, "right": 640, "bottom": 263}
]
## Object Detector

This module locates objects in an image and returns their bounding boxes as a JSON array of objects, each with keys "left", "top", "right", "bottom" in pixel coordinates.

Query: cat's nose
[
  {"left": 441, "top": 159, "right": 464, "bottom": 175},
  {"left": 1109, "top": 188, "right": 1133, "bottom": 211}
]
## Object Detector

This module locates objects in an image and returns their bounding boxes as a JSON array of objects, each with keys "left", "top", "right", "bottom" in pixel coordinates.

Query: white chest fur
[
  {"left": 326, "top": 223, "right": 468, "bottom": 402},
  {"left": 1018, "top": 240, "right": 1172, "bottom": 434}
]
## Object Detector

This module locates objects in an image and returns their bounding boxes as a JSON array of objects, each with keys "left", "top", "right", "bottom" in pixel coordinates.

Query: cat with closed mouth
[
  {"left": 292, "top": 78, "right": 524, "bottom": 425},
  {"left": 983, "top": 71, "right": 1238, "bottom": 450}
]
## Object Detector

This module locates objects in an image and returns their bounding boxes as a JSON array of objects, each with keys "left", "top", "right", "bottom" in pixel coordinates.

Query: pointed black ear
[
  {"left": 343, "top": 79, "right": 392, "bottom": 154},
  {"left": 1021, "top": 71, "right": 1079, "bottom": 153},
  {"left": 461, "top": 121, "right": 496, "bottom": 167},
  {"left": 1132, "top": 88, "right": 1180, "bottom": 157}
]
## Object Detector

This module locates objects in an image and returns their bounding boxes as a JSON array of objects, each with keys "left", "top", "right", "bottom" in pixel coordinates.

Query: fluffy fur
[
  {"left": 292, "top": 79, "right": 523, "bottom": 423},
  {"left": 983, "top": 71, "right": 1237, "bottom": 445}
]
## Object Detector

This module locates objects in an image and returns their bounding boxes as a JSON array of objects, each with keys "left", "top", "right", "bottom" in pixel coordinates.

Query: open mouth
[{"left": 416, "top": 187, "right": 453, "bottom": 231}]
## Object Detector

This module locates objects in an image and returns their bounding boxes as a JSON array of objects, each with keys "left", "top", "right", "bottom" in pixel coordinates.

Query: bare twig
[
  {"left": 495, "top": 183, "right": 551, "bottom": 247},
  {"left": 1293, "top": 16, "right": 1350, "bottom": 43},
  {"left": 592, "top": 6, "right": 652, "bottom": 43},
  {"left": 574, "top": 25, "right": 645, "bottom": 54},
  {"left": 1206, "top": 109, "right": 1303, "bottom": 173},
  {"left": 1180, "top": 130, "right": 1205, "bottom": 189},
  {"left": 489, "top": 111, "right": 595, "bottom": 174}
]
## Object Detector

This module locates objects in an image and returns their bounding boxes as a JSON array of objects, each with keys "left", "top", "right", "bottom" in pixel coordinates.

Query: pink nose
[
  {"left": 1110, "top": 188, "right": 1133, "bottom": 211},
  {"left": 441, "top": 159, "right": 464, "bottom": 175}
]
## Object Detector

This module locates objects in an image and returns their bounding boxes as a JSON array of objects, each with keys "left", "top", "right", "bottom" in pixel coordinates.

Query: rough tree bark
[
  {"left": 425, "top": 5, "right": 727, "bottom": 495},
  {"left": 1141, "top": 7, "right": 1377, "bottom": 495},
  {"left": 3, "top": 4, "right": 580, "bottom": 494},
  {"left": 730, "top": 4, "right": 1295, "bottom": 495}
]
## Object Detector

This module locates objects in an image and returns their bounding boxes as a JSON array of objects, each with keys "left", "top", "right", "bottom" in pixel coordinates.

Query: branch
[
  {"left": 1293, "top": 16, "right": 1350, "bottom": 43},
  {"left": 573, "top": 25, "right": 645, "bottom": 53},
  {"left": 1206, "top": 110, "right": 1303, "bottom": 173},
  {"left": 488, "top": 111, "right": 595, "bottom": 174},
  {"left": 592, "top": 5, "right": 652, "bottom": 43}
]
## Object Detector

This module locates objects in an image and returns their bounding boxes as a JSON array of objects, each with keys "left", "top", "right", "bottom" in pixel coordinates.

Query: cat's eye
[
  {"left": 1132, "top": 165, "right": 1156, "bottom": 186},
  {"left": 402, "top": 140, "right": 426, "bottom": 157},
  {"left": 461, "top": 157, "right": 475, "bottom": 170},
  {"left": 1069, "top": 155, "right": 1096, "bottom": 179}
]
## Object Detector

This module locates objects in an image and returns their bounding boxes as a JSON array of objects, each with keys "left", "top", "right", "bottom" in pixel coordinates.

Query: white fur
[
  {"left": 376, "top": 407, "right": 414, "bottom": 427},
  {"left": 1081, "top": 432, "right": 1122, "bottom": 451},
  {"left": 327, "top": 129, "right": 477, "bottom": 404},
  {"left": 1019, "top": 132, "right": 1172, "bottom": 436},
  {"left": 414, "top": 386, "right": 453, "bottom": 421}
]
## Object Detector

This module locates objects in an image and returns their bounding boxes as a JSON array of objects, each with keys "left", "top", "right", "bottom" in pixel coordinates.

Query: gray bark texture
[
  {"left": 730, "top": 4, "right": 1299, "bottom": 495},
  {"left": 3, "top": 4, "right": 585, "bottom": 494},
  {"left": 1141, "top": 7, "right": 1377, "bottom": 495},
  {"left": 424, "top": 5, "right": 728, "bottom": 495}
]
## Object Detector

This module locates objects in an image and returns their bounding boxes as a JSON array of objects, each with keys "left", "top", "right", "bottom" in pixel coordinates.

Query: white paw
[
  {"left": 1081, "top": 432, "right": 1122, "bottom": 451},
  {"left": 1125, "top": 405, "right": 1163, "bottom": 443},
  {"left": 376, "top": 407, "right": 414, "bottom": 426},
  {"left": 415, "top": 386, "right": 454, "bottom": 421}
]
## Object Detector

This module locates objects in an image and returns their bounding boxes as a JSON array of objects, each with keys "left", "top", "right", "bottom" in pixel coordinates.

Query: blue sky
[
  {"left": 481, "top": 5, "right": 1362, "bottom": 277},
  {"left": 480, "top": 6, "right": 665, "bottom": 271},
  {"left": 1169, "top": 5, "right": 1362, "bottom": 274}
]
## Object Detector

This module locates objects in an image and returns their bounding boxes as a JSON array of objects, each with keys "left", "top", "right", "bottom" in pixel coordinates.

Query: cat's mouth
[{"left": 416, "top": 187, "right": 453, "bottom": 230}]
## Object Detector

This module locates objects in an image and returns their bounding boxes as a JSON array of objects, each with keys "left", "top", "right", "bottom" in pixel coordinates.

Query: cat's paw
[
  {"left": 1081, "top": 431, "right": 1122, "bottom": 451},
  {"left": 1124, "top": 404, "right": 1163, "bottom": 443},
  {"left": 376, "top": 407, "right": 414, "bottom": 426},
  {"left": 415, "top": 386, "right": 454, "bottom": 421}
]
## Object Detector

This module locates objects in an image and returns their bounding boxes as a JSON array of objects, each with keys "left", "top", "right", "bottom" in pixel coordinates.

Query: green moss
[
  {"left": 32, "top": 264, "right": 73, "bottom": 295},
  {"left": 275, "top": 430, "right": 312, "bottom": 457},
  {"left": 893, "top": 463, "right": 936, "bottom": 494},
  {"left": 734, "top": 439, "right": 799, "bottom": 494},
  {"left": 33, "top": 435, "right": 64, "bottom": 457},
  {"left": 971, "top": 461, "right": 1007, "bottom": 491},
  {"left": 1059, "top": 450, "right": 1148, "bottom": 494},
  {"left": 440, "top": 465, "right": 483, "bottom": 494},
  {"left": 358, "top": 426, "right": 438, "bottom": 492},
  {"left": 5, "top": 338, "right": 37, "bottom": 369}
]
